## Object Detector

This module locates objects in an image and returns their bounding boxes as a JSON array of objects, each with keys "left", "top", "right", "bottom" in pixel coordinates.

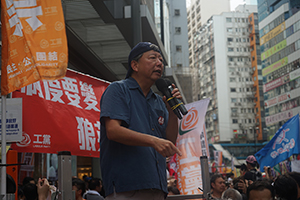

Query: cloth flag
[
  {"left": 10, "top": 69, "right": 109, "bottom": 157},
  {"left": 214, "top": 150, "right": 223, "bottom": 173},
  {"left": 255, "top": 114, "right": 300, "bottom": 171},
  {"left": 176, "top": 99, "right": 210, "bottom": 195},
  {"left": 1, "top": 0, "right": 68, "bottom": 95}
]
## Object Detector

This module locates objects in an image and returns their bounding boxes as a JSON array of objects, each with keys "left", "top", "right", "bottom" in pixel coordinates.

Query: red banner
[{"left": 11, "top": 69, "right": 109, "bottom": 157}]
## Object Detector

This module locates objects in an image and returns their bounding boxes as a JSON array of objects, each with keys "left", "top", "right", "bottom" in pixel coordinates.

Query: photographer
[
  {"left": 233, "top": 177, "right": 247, "bottom": 200},
  {"left": 22, "top": 178, "right": 50, "bottom": 200}
]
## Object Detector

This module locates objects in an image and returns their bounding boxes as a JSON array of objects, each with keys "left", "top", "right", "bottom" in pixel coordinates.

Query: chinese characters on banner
[
  {"left": 11, "top": 69, "right": 110, "bottom": 157},
  {"left": 176, "top": 99, "right": 210, "bottom": 195},
  {"left": 1, "top": 0, "right": 68, "bottom": 95}
]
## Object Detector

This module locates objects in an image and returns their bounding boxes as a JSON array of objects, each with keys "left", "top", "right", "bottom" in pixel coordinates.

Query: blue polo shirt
[{"left": 100, "top": 77, "right": 169, "bottom": 196}]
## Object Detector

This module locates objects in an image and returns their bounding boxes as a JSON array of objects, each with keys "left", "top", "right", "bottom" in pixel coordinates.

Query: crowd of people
[
  {"left": 10, "top": 175, "right": 105, "bottom": 200},
  {"left": 206, "top": 155, "right": 300, "bottom": 200}
]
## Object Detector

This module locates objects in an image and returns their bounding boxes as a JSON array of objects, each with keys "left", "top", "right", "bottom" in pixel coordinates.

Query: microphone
[{"left": 155, "top": 78, "right": 188, "bottom": 119}]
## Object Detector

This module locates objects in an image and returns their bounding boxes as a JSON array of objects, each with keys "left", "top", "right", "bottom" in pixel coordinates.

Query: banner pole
[{"left": 1, "top": 95, "right": 7, "bottom": 199}]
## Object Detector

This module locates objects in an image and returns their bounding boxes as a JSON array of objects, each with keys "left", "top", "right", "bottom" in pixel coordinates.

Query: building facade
[
  {"left": 248, "top": 12, "right": 266, "bottom": 141},
  {"left": 187, "top": 0, "right": 230, "bottom": 102},
  {"left": 194, "top": 6, "right": 258, "bottom": 143},
  {"left": 258, "top": 0, "right": 300, "bottom": 138}
]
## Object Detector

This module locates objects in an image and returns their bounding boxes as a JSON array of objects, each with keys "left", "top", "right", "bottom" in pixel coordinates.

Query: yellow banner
[
  {"left": 260, "top": 22, "right": 285, "bottom": 45},
  {"left": 1, "top": 0, "right": 68, "bottom": 95}
]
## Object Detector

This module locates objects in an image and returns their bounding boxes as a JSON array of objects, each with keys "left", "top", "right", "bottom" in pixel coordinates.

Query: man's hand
[
  {"left": 37, "top": 178, "right": 50, "bottom": 200},
  {"left": 162, "top": 84, "right": 183, "bottom": 113},
  {"left": 153, "top": 137, "right": 182, "bottom": 157}
]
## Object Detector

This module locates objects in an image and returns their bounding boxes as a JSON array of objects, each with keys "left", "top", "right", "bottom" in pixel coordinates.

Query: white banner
[
  {"left": 0, "top": 98, "right": 22, "bottom": 142},
  {"left": 176, "top": 99, "right": 210, "bottom": 195}
]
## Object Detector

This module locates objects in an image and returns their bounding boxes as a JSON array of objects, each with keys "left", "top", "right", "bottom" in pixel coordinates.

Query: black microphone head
[{"left": 155, "top": 78, "right": 171, "bottom": 93}]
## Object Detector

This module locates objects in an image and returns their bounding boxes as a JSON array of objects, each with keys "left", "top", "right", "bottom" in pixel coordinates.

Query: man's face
[
  {"left": 248, "top": 189, "right": 273, "bottom": 200},
  {"left": 212, "top": 177, "right": 226, "bottom": 193},
  {"left": 133, "top": 50, "right": 164, "bottom": 81},
  {"left": 72, "top": 185, "right": 82, "bottom": 199}
]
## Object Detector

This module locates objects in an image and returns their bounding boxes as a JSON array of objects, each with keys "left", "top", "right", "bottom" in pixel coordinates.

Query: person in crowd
[
  {"left": 208, "top": 174, "right": 226, "bottom": 200},
  {"left": 247, "top": 179, "right": 274, "bottom": 200},
  {"left": 240, "top": 164, "right": 248, "bottom": 176},
  {"left": 244, "top": 155, "right": 262, "bottom": 183},
  {"left": 100, "top": 42, "right": 182, "bottom": 200},
  {"left": 227, "top": 172, "right": 234, "bottom": 184},
  {"left": 233, "top": 176, "right": 247, "bottom": 200},
  {"left": 263, "top": 166, "right": 274, "bottom": 181},
  {"left": 83, "top": 178, "right": 104, "bottom": 200},
  {"left": 167, "top": 176, "right": 177, "bottom": 187},
  {"left": 98, "top": 179, "right": 105, "bottom": 198},
  {"left": 22, "top": 177, "right": 35, "bottom": 186},
  {"left": 22, "top": 178, "right": 50, "bottom": 200},
  {"left": 84, "top": 176, "right": 92, "bottom": 190},
  {"left": 72, "top": 178, "right": 86, "bottom": 200},
  {"left": 222, "top": 188, "right": 242, "bottom": 200},
  {"left": 274, "top": 174, "right": 298, "bottom": 200},
  {"left": 167, "top": 186, "right": 180, "bottom": 195},
  {"left": 288, "top": 172, "right": 300, "bottom": 199}
]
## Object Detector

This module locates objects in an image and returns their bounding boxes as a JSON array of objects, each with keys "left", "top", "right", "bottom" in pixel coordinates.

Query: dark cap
[{"left": 126, "top": 42, "right": 161, "bottom": 79}]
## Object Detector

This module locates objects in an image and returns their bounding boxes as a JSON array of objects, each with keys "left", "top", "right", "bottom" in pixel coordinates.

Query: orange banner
[
  {"left": 176, "top": 99, "right": 210, "bottom": 195},
  {"left": 1, "top": 0, "right": 68, "bottom": 95}
]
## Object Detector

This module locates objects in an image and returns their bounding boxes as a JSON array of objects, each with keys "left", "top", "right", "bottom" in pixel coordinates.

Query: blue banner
[{"left": 255, "top": 114, "right": 300, "bottom": 171}]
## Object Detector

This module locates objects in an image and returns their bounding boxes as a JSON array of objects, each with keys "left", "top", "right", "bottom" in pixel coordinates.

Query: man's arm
[{"left": 104, "top": 117, "right": 181, "bottom": 157}]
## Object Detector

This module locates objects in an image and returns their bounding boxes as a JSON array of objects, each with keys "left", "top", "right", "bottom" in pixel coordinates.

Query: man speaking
[{"left": 100, "top": 42, "right": 182, "bottom": 199}]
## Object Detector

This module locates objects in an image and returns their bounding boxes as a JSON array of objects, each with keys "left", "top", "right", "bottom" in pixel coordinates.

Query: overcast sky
[{"left": 186, "top": 0, "right": 247, "bottom": 11}]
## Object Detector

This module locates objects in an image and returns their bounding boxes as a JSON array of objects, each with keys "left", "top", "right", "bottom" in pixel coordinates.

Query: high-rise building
[
  {"left": 154, "top": 0, "right": 193, "bottom": 103},
  {"left": 248, "top": 12, "right": 266, "bottom": 141},
  {"left": 258, "top": 0, "right": 300, "bottom": 138},
  {"left": 187, "top": 0, "right": 230, "bottom": 102},
  {"left": 194, "top": 6, "right": 258, "bottom": 143}
]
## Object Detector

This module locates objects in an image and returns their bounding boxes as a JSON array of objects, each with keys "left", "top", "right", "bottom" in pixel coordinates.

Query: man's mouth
[{"left": 154, "top": 70, "right": 161, "bottom": 75}]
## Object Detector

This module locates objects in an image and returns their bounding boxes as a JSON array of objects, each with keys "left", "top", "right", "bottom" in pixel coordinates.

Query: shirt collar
[{"left": 126, "top": 77, "right": 156, "bottom": 99}]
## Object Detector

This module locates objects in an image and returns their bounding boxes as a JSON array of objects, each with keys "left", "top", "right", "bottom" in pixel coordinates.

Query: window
[
  {"left": 230, "top": 78, "right": 236, "bottom": 82},
  {"left": 231, "top": 108, "right": 238, "bottom": 113},
  {"left": 231, "top": 98, "right": 237, "bottom": 103},
  {"left": 175, "top": 9, "right": 180, "bottom": 16},
  {"left": 230, "top": 88, "right": 236, "bottom": 92},
  {"left": 226, "top": 18, "right": 232, "bottom": 22},
  {"left": 228, "top": 48, "right": 234, "bottom": 52},
  {"left": 228, "top": 38, "right": 233, "bottom": 42},
  {"left": 227, "top": 28, "right": 233, "bottom": 32},
  {"left": 232, "top": 119, "right": 238, "bottom": 123},
  {"left": 175, "top": 27, "right": 181, "bottom": 34},
  {"left": 176, "top": 45, "right": 182, "bottom": 52},
  {"left": 229, "top": 57, "right": 234, "bottom": 61}
]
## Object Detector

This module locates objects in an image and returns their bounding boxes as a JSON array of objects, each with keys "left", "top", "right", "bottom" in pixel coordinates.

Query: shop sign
[
  {"left": 260, "top": 22, "right": 285, "bottom": 45},
  {"left": 290, "top": 68, "right": 300, "bottom": 81},
  {"left": 0, "top": 98, "right": 22, "bottom": 142},
  {"left": 261, "top": 40, "right": 287, "bottom": 61},
  {"left": 263, "top": 57, "right": 288, "bottom": 76},
  {"left": 263, "top": 74, "right": 289, "bottom": 92}
]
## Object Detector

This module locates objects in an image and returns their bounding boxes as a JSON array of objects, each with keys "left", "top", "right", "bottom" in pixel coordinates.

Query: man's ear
[
  {"left": 131, "top": 60, "right": 139, "bottom": 73},
  {"left": 211, "top": 182, "right": 215, "bottom": 189}
]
